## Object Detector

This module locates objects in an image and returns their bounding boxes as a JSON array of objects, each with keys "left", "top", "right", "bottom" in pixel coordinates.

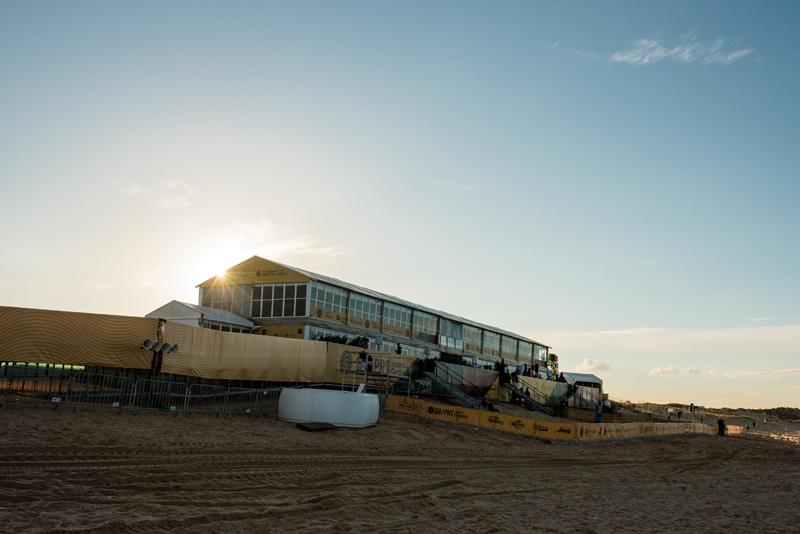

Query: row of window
[
  {"left": 310, "top": 281, "right": 348, "bottom": 314},
  {"left": 383, "top": 302, "right": 412, "bottom": 330},
  {"left": 200, "top": 281, "right": 546, "bottom": 360},
  {"left": 251, "top": 283, "right": 307, "bottom": 318},
  {"left": 349, "top": 292, "right": 382, "bottom": 323}
]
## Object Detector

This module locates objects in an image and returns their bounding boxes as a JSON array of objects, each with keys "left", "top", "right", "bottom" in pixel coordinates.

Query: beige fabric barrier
[
  {"left": 324, "top": 343, "right": 413, "bottom": 385},
  {"left": 0, "top": 306, "right": 158, "bottom": 369},
  {"left": 0, "top": 307, "right": 412, "bottom": 383},
  {"left": 386, "top": 395, "right": 717, "bottom": 441},
  {"left": 162, "top": 322, "right": 328, "bottom": 381}
]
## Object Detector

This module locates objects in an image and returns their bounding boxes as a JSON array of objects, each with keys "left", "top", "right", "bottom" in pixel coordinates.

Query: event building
[{"left": 147, "top": 256, "right": 554, "bottom": 371}]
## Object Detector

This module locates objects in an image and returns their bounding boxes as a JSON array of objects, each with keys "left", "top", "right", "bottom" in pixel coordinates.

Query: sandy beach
[{"left": 1, "top": 402, "right": 799, "bottom": 534}]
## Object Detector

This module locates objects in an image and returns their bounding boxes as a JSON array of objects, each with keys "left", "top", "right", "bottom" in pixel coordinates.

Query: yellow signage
[
  {"left": 310, "top": 306, "right": 348, "bottom": 326},
  {"left": 385, "top": 395, "right": 716, "bottom": 442},
  {"left": 348, "top": 314, "right": 382, "bottom": 333}
]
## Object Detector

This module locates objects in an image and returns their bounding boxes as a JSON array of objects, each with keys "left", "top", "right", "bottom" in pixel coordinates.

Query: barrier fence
[
  {"left": 0, "top": 370, "right": 281, "bottom": 419},
  {"left": 0, "top": 366, "right": 71, "bottom": 411},
  {"left": 186, "top": 384, "right": 228, "bottom": 418},
  {"left": 67, "top": 372, "right": 135, "bottom": 414},
  {"left": 386, "top": 395, "right": 718, "bottom": 442}
]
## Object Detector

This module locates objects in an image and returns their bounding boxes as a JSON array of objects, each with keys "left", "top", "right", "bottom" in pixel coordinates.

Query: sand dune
[{"left": 1, "top": 402, "right": 799, "bottom": 533}]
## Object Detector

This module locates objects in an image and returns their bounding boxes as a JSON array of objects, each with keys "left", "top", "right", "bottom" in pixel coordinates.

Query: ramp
[
  {"left": 423, "top": 371, "right": 488, "bottom": 411},
  {"left": 502, "top": 383, "right": 555, "bottom": 416}
]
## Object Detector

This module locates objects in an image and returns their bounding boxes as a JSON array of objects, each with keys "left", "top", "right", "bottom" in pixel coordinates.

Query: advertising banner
[{"left": 386, "top": 395, "right": 716, "bottom": 441}]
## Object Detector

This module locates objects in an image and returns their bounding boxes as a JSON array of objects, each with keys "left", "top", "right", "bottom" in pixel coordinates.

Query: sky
[{"left": 1, "top": 1, "right": 798, "bottom": 409}]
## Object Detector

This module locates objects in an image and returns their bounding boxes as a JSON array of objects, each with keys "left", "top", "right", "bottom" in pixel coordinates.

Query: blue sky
[{"left": 1, "top": 1, "right": 798, "bottom": 408}]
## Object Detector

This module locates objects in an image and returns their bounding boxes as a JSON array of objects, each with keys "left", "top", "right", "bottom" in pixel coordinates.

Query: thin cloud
[
  {"left": 749, "top": 317, "right": 775, "bottom": 322},
  {"left": 611, "top": 34, "right": 753, "bottom": 66},
  {"left": 650, "top": 366, "right": 800, "bottom": 379},
  {"left": 541, "top": 324, "right": 800, "bottom": 355},
  {"left": 575, "top": 359, "right": 611, "bottom": 373},
  {"left": 117, "top": 181, "right": 143, "bottom": 197},
  {"left": 433, "top": 182, "right": 479, "bottom": 192},
  {"left": 161, "top": 178, "right": 207, "bottom": 197}
]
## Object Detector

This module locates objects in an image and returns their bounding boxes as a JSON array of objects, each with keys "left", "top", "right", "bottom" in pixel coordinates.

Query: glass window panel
[
  {"left": 263, "top": 286, "right": 272, "bottom": 300},
  {"left": 253, "top": 286, "right": 262, "bottom": 300},
  {"left": 273, "top": 300, "right": 283, "bottom": 317},
  {"left": 285, "top": 285, "right": 295, "bottom": 299},
  {"left": 274, "top": 285, "right": 284, "bottom": 299},
  {"left": 284, "top": 300, "right": 294, "bottom": 316},
  {"left": 325, "top": 288, "right": 333, "bottom": 305},
  {"left": 296, "top": 285, "right": 307, "bottom": 298},
  {"left": 251, "top": 300, "right": 261, "bottom": 318},
  {"left": 295, "top": 299, "right": 306, "bottom": 317},
  {"left": 221, "top": 326, "right": 230, "bottom": 332},
  {"left": 262, "top": 301, "right": 272, "bottom": 318}
]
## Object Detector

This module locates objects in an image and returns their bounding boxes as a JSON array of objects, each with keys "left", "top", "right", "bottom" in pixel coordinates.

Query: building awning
[
  {"left": 146, "top": 301, "right": 253, "bottom": 328},
  {"left": 562, "top": 372, "right": 603, "bottom": 387}
]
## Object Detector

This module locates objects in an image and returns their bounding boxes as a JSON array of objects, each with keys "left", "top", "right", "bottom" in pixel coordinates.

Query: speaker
[
  {"left": 152, "top": 342, "right": 164, "bottom": 352},
  {"left": 171, "top": 345, "right": 179, "bottom": 354},
  {"left": 141, "top": 339, "right": 153, "bottom": 350},
  {"left": 161, "top": 343, "right": 172, "bottom": 354}
]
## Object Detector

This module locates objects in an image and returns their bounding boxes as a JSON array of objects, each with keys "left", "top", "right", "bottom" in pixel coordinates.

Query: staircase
[
  {"left": 502, "top": 382, "right": 555, "bottom": 416},
  {"left": 424, "top": 364, "right": 489, "bottom": 411}
]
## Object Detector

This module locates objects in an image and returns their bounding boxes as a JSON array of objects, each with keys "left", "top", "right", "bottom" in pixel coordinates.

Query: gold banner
[
  {"left": 348, "top": 314, "right": 382, "bottom": 333},
  {"left": 386, "top": 395, "right": 717, "bottom": 441},
  {"left": 310, "top": 306, "right": 348, "bottom": 326},
  {"left": 382, "top": 323, "right": 411, "bottom": 339},
  {"left": 464, "top": 342, "right": 482, "bottom": 353}
]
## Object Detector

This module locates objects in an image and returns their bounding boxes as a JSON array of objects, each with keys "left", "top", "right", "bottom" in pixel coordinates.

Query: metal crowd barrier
[
  {"left": 2, "top": 372, "right": 284, "bottom": 421},
  {"left": 223, "top": 387, "right": 262, "bottom": 419},
  {"left": 185, "top": 384, "right": 228, "bottom": 418},
  {"left": 66, "top": 372, "right": 136, "bottom": 415},
  {"left": 0, "top": 366, "right": 71, "bottom": 412},
  {"left": 130, "top": 380, "right": 189, "bottom": 418}
]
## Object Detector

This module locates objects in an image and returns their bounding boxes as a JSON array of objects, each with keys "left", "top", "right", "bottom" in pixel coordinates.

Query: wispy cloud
[
  {"left": 116, "top": 178, "right": 208, "bottom": 208},
  {"left": 540, "top": 324, "right": 800, "bottom": 355},
  {"left": 611, "top": 33, "right": 753, "bottom": 66},
  {"left": 433, "top": 182, "right": 479, "bottom": 192},
  {"left": 750, "top": 317, "right": 775, "bottom": 322},
  {"left": 650, "top": 366, "right": 800, "bottom": 379},
  {"left": 116, "top": 181, "right": 143, "bottom": 196},
  {"left": 575, "top": 359, "right": 611, "bottom": 373}
]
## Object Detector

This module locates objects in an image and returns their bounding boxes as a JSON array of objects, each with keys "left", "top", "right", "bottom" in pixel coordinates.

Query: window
[
  {"left": 518, "top": 341, "right": 533, "bottom": 360},
  {"left": 310, "top": 281, "right": 348, "bottom": 314},
  {"left": 383, "top": 302, "right": 411, "bottom": 330},
  {"left": 501, "top": 337, "right": 517, "bottom": 357},
  {"left": 202, "top": 284, "right": 252, "bottom": 318},
  {"left": 463, "top": 325, "right": 482, "bottom": 353},
  {"left": 349, "top": 293, "right": 382, "bottom": 323},
  {"left": 439, "top": 319, "right": 463, "bottom": 351},
  {"left": 484, "top": 331, "right": 500, "bottom": 352},
  {"left": 251, "top": 283, "right": 308, "bottom": 319},
  {"left": 412, "top": 310, "right": 438, "bottom": 343}
]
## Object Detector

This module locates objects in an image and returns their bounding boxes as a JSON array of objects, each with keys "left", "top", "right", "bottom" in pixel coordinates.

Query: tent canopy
[{"left": 562, "top": 372, "right": 603, "bottom": 387}]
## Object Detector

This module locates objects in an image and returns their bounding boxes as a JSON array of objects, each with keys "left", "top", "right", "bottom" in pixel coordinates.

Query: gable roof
[{"left": 146, "top": 300, "right": 253, "bottom": 328}]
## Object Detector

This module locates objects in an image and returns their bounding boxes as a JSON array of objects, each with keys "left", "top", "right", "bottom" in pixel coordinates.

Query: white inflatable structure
[{"left": 278, "top": 388, "right": 380, "bottom": 428}]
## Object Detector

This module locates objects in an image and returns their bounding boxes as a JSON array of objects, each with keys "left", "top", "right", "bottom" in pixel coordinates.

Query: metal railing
[
  {"left": 185, "top": 384, "right": 228, "bottom": 418},
  {"left": 130, "top": 380, "right": 189, "bottom": 418},
  {"left": 0, "top": 365, "right": 71, "bottom": 411},
  {"left": 66, "top": 372, "right": 135, "bottom": 414}
]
